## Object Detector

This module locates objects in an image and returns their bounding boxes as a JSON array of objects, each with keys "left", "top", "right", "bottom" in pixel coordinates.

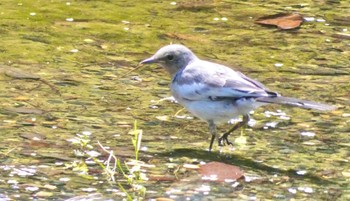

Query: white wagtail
[{"left": 140, "top": 44, "right": 336, "bottom": 151}]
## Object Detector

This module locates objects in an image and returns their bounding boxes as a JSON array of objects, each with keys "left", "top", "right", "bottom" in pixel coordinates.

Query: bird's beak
[{"left": 139, "top": 56, "right": 155, "bottom": 65}]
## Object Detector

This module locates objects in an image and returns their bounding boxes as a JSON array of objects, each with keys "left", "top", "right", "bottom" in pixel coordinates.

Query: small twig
[
  {"left": 120, "top": 64, "right": 144, "bottom": 78},
  {"left": 39, "top": 79, "right": 61, "bottom": 96},
  {"left": 5, "top": 147, "right": 16, "bottom": 156}
]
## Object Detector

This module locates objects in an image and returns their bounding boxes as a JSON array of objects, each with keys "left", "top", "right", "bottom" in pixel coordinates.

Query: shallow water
[{"left": 0, "top": 0, "right": 349, "bottom": 200}]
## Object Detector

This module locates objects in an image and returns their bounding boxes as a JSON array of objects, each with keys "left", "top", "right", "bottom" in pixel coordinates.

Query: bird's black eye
[{"left": 166, "top": 55, "right": 174, "bottom": 61}]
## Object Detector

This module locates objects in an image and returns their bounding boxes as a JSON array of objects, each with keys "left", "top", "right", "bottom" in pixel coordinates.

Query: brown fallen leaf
[
  {"left": 148, "top": 175, "right": 177, "bottom": 182},
  {"left": 176, "top": 0, "right": 214, "bottom": 11},
  {"left": 156, "top": 198, "right": 175, "bottom": 201},
  {"left": 255, "top": 13, "right": 303, "bottom": 30},
  {"left": 199, "top": 161, "right": 244, "bottom": 182},
  {"left": 1, "top": 66, "right": 61, "bottom": 95},
  {"left": 332, "top": 33, "right": 350, "bottom": 40},
  {"left": 6, "top": 107, "right": 44, "bottom": 114}
]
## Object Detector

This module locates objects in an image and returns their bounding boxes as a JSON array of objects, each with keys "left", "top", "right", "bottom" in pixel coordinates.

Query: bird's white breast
[{"left": 171, "top": 84, "right": 265, "bottom": 124}]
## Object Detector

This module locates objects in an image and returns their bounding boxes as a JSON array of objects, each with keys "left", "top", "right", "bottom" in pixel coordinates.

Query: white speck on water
[
  {"left": 228, "top": 118, "right": 241, "bottom": 124},
  {"left": 274, "top": 63, "right": 284, "bottom": 67},
  {"left": 266, "top": 121, "right": 278, "bottom": 128},
  {"left": 288, "top": 188, "right": 297, "bottom": 194},
  {"left": 280, "top": 115, "right": 290, "bottom": 120},
  {"left": 170, "top": 2, "right": 177, "bottom": 5},
  {"left": 325, "top": 39, "right": 331, "bottom": 42},
  {"left": 300, "top": 131, "right": 315, "bottom": 137},
  {"left": 121, "top": 20, "right": 130, "bottom": 24},
  {"left": 244, "top": 175, "right": 260, "bottom": 182},
  {"left": 202, "top": 175, "right": 218, "bottom": 181},
  {"left": 316, "top": 18, "right": 326, "bottom": 22},
  {"left": 70, "top": 49, "right": 79, "bottom": 53},
  {"left": 342, "top": 113, "right": 350, "bottom": 117},
  {"left": 213, "top": 17, "right": 220, "bottom": 21},
  {"left": 296, "top": 170, "right": 308, "bottom": 175},
  {"left": 195, "top": 184, "right": 211, "bottom": 192},
  {"left": 247, "top": 118, "right": 257, "bottom": 127},
  {"left": 232, "top": 182, "right": 240, "bottom": 188},
  {"left": 298, "top": 186, "right": 314, "bottom": 193},
  {"left": 141, "top": 146, "right": 148, "bottom": 151},
  {"left": 29, "top": 12, "right": 36, "bottom": 16},
  {"left": 150, "top": 105, "right": 158, "bottom": 109},
  {"left": 343, "top": 28, "right": 348, "bottom": 32},
  {"left": 221, "top": 17, "right": 228, "bottom": 21},
  {"left": 124, "top": 27, "right": 129, "bottom": 31},
  {"left": 59, "top": 177, "right": 71, "bottom": 182},
  {"left": 25, "top": 186, "right": 39, "bottom": 191},
  {"left": 303, "top": 17, "right": 315, "bottom": 22},
  {"left": 52, "top": 125, "right": 57, "bottom": 129},
  {"left": 303, "top": 141, "right": 317, "bottom": 146},
  {"left": 55, "top": 162, "right": 64, "bottom": 166},
  {"left": 7, "top": 180, "right": 18, "bottom": 184},
  {"left": 82, "top": 131, "right": 92, "bottom": 136},
  {"left": 86, "top": 150, "right": 100, "bottom": 157},
  {"left": 166, "top": 188, "right": 182, "bottom": 195},
  {"left": 249, "top": 196, "right": 257, "bottom": 200},
  {"left": 66, "top": 2, "right": 71, "bottom": 6},
  {"left": 81, "top": 187, "right": 97, "bottom": 192},
  {"left": 304, "top": 187, "right": 314, "bottom": 193},
  {"left": 66, "top": 18, "right": 74, "bottom": 22}
]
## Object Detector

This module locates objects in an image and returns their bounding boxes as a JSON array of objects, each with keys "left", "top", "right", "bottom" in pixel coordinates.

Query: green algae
[{"left": 0, "top": 0, "right": 349, "bottom": 200}]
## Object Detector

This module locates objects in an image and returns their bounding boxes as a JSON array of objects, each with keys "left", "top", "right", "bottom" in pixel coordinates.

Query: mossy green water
[{"left": 0, "top": 0, "right": 349, "bottom": 200}]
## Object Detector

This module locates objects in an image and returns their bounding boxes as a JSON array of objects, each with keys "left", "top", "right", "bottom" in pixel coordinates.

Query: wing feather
[{"left": 171, "top": 60, "right": 275, "bottom": 101}]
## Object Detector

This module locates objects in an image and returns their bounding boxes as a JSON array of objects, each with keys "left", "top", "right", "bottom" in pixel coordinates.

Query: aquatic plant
[{"left": 68, "top": 121, "right": 147, "bottom": 200}]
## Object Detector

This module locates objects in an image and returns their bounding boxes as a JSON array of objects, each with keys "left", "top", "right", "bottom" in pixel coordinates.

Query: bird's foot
[{"left": 218, "top": 134, "right": 233, "bottom": 147}]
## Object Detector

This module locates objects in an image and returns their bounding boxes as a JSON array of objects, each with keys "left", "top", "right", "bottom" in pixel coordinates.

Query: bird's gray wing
[{"left": 172, "top": 60, "right": 276, "bottom": 101}]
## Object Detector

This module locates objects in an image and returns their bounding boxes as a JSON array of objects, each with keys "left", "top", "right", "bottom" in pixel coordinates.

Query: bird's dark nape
[{"left": 256, "top": 96, "right": 336, "bottom": 111}]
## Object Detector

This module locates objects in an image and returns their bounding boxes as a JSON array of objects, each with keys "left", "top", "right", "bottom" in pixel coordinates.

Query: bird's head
[{"left": 140, "top": 44, "right": 198, "bottom": 76}]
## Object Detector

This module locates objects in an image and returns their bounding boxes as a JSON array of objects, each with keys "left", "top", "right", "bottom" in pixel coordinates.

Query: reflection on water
[{"left": 0, "top": 0, "right": 349, "bottom": 200}]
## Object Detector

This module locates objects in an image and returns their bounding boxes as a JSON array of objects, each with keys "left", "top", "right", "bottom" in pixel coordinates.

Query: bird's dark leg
[
  {"left": 208, "top": 120, "right": 217, "bottom": 152},
  {"left": 218, "top": 114, "right": 250, "bottom": 147}
]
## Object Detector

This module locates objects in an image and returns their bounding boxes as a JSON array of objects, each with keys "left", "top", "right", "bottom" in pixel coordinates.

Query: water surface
[{"left": 0, "top": 0, "right": 349, "bottom": 200}]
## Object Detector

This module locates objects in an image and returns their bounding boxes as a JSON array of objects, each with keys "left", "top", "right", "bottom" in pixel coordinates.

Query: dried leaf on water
[
  {"left": 332, "top": 33, "right": 350, "bottom": 40},
  {"left": 199, "top": 161, "right": 244, "bottom": 182},
  {"left": 156, "top": 198, "right": 175, "bottom": 201},
  {"left": 4, "top": 68, "right": 40, "bottom": 80},
  {"left": 176, "top": 0, "right": 214, "bottom": 11},
  {"left": 6, "top": 107, "right": 44, "bottom": 114},
  {"left": 255, "top": 13, "right": 303, "bottom": 30},
  {"left": 1, "top": 67, "right": 60, "bottom": 95}
]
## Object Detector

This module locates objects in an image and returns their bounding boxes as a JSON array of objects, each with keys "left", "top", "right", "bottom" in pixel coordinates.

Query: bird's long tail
[{"left": 256, "top": 96, "right": 336, "bottom": 111}]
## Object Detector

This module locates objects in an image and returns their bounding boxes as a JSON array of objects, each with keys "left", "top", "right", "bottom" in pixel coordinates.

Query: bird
[{"left": 140, "top": 44, "right": 336, "bottom": 151}]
